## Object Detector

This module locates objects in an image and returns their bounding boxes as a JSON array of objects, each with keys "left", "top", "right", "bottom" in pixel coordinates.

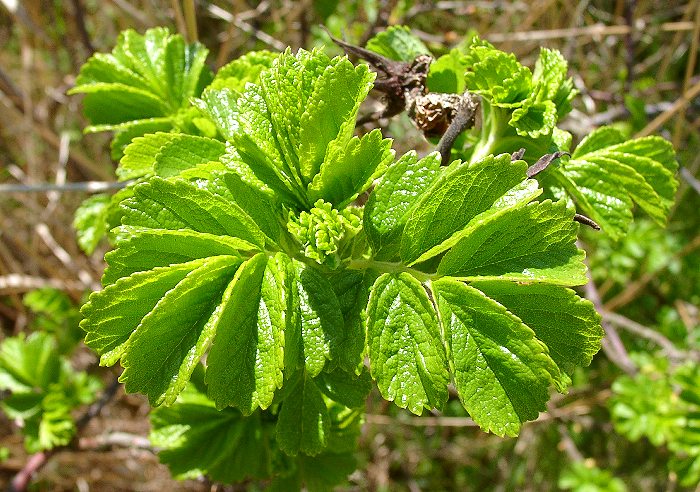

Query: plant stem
[{"left": 183, "top": 0, "right": 198, "bottom": 43}]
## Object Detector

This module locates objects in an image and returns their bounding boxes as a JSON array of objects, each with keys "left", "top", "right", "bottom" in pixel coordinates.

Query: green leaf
[
  {"left": 118, "top": 255, "right": 241, "bottom": 405},
  {"left": 327, "top": 270, "right": 375, "bottom": 373},
  {"left": 118, "top": 132, "right": 177, "bottom": 180},
  {"left": 121, "top": 177, "right": 265, "bottom": 248},
  {"left": 433, "top": 279, "right": 560, "bottom": 436},
  {"left": 509, "top": 97, "right": 557, "bottom": 138},
  {"left": 222, "top": 172, "right": 282, "bottom": 244},
  {"left": 533, "top": 48, "right": 576, "bottom": 118},
  {"left": 297, "top": 451, "right": 357, "bottom": 492},
  {"left": 206, "top": 254, "right": 285, "bottom": 414},
  {"left": 276, "top": 373, "right": 330, "bottom": 456},
  {"left": 0, "top": 334, "right": 101, "bottom": 452},
  {"left": 427, "top": 49, "right": 467, "bottom": 93},
  {"left": 150, "top": 380, "right": 273, "bottom": 483},
  {"left": 438, "top": 199, "right": 587, "bottom": 286},
  {"left": 74, "top": 83, "right": 168, "bottom": 125},
  {"left": 410, "top": 178, "right": 542, "bottom": 267},
  {"left": 292, "top": 263, "right": 345, "bottom": 377},
  {"left": 554, "top": 127, "right": 678, "bottom": 239},
  {"left": 230, "top": 84, "right": 303, "bottom": 204},
  {"left": 153, "top": 134, "right": 226, "bottom": 177},
  {"left": 108, "top": 118, "right": 174, "bottom": 160},
  {"left": 308, "top": 129, "right": 394, "bottom": 207},
  {"left": 208, "top": 50, "right": 279, "bottom": 93},
  {"left": 73, "top": 194, "right": 111, "bottom": 254},
  {"left": 471, "top": 282, "right": 602, "bottom": 375},
  {"left": 315, "top": 368, "right": 372, "bottom": 408},
  {"left": 0, "top": 333, "right": 60, "bottom": 393},
  {"left": 400, "top": 154, "right": 528, "bottom": 265},
  {"left": 463, "top": 39, "right": 532, "bottom": 106},
  {"left": 364, "top": 151, "right": 442, "bottom": 261},
  {"left": 366, "top": 25, "right": 430, "bottom": 61},
  {"left": 84, "top": 262, "right": 199, "bottom": 365},
  {"left": 193, "top": 89, "right": 240, "bottom": 141},
  {"left": 366, "top": 273, "right": 449, "bottom": 415},
  {"left": 103, "top": 226, "right": 252, "bottom": 284},
  {"left": 298, "top": 58, "right": 375, "bottom": 182},
  {"left": 532, "top": 48, "right": 569, "bottom": 101},
  {"left": 31, "top": 390, "right": 76, "bottom": 452},
  {"left": 69, "top": 28, "right": 212, "bottom": 152}
]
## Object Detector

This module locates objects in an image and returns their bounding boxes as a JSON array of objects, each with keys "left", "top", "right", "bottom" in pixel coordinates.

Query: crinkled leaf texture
[
  {"left": 548, "top": 126, "right": 678, "bottom": 240},
  {"left": 69, "top": 27, "right": 213, "bottom": 158},
  {"left": 0, "top": 333, "right": 102, "bottom": 452},
  {"left": 364, "top": 153, "right": 600, "bottom": 434},
  {"left": 79, "top": 47, "right": 605, "bottom": 484}
]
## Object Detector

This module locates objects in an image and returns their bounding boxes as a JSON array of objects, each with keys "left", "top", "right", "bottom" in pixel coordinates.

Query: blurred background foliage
[{"left": 0, "top": 0, "right": 698, "bottom": 490}]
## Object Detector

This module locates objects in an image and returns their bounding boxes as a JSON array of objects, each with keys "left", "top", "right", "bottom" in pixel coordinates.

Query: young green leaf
[
  {"left": 298, "top": 58, "right": 375, "bottom": 181},
  {"left": 206, "top": 253, "right": 285, "bottom": 414},
  {"left": 83, "top": 263, "right": 204, "bottom": 365},
  {"left": 400, "top": 154, "right": 528, "bottom": 265},
  {"left": 433, "top": 279, "right": 560, "bottom": 437},
  {"left": 364, "top": 151, "right": 442, "bottom": 261},
  {"left": 366, "top": 273, "right": 449, "bottom": 415},
  {"left": 276, "top": 372, "right": 330, "bottom": 456},
  {"left": 307, "top": 129, "right": 394, "bottom": 207},
  {"left": 365, "top": 25, "right": 430, "bottom": 61},
  {"left": 427, "top": 48, "right": 468, "bottom": 93},
  {"left": 438, "top": 199, "right": 587, "bottom": 286}
]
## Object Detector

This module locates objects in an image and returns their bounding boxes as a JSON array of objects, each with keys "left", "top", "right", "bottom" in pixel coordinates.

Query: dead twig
[{"left": 580, "top": 244, "right": 637, "bottom": 375}]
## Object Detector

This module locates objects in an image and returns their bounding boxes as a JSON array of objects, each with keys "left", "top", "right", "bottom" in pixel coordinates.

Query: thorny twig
[
  {"left": 326, "top": 27, "right": 478, "bottom": 151},
  {"left": 526, "top": 151, "right": 569, "bottom": 178}
]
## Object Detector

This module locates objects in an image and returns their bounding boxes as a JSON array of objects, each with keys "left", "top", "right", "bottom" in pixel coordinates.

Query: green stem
[
  {"left": 345, "top": 258, "right": 437, "bottom": 283},
  {"left": 469, "top": 101, "right": 508, "bottom": 163}
]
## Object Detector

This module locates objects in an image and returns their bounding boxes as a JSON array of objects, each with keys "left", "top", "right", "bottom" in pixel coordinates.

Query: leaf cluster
[
  {"left": 0, "top": 291, "right": 102, "bottom": 453},
  {"left": 72, "top": 26, "right": 680, "bottom": 488}
]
